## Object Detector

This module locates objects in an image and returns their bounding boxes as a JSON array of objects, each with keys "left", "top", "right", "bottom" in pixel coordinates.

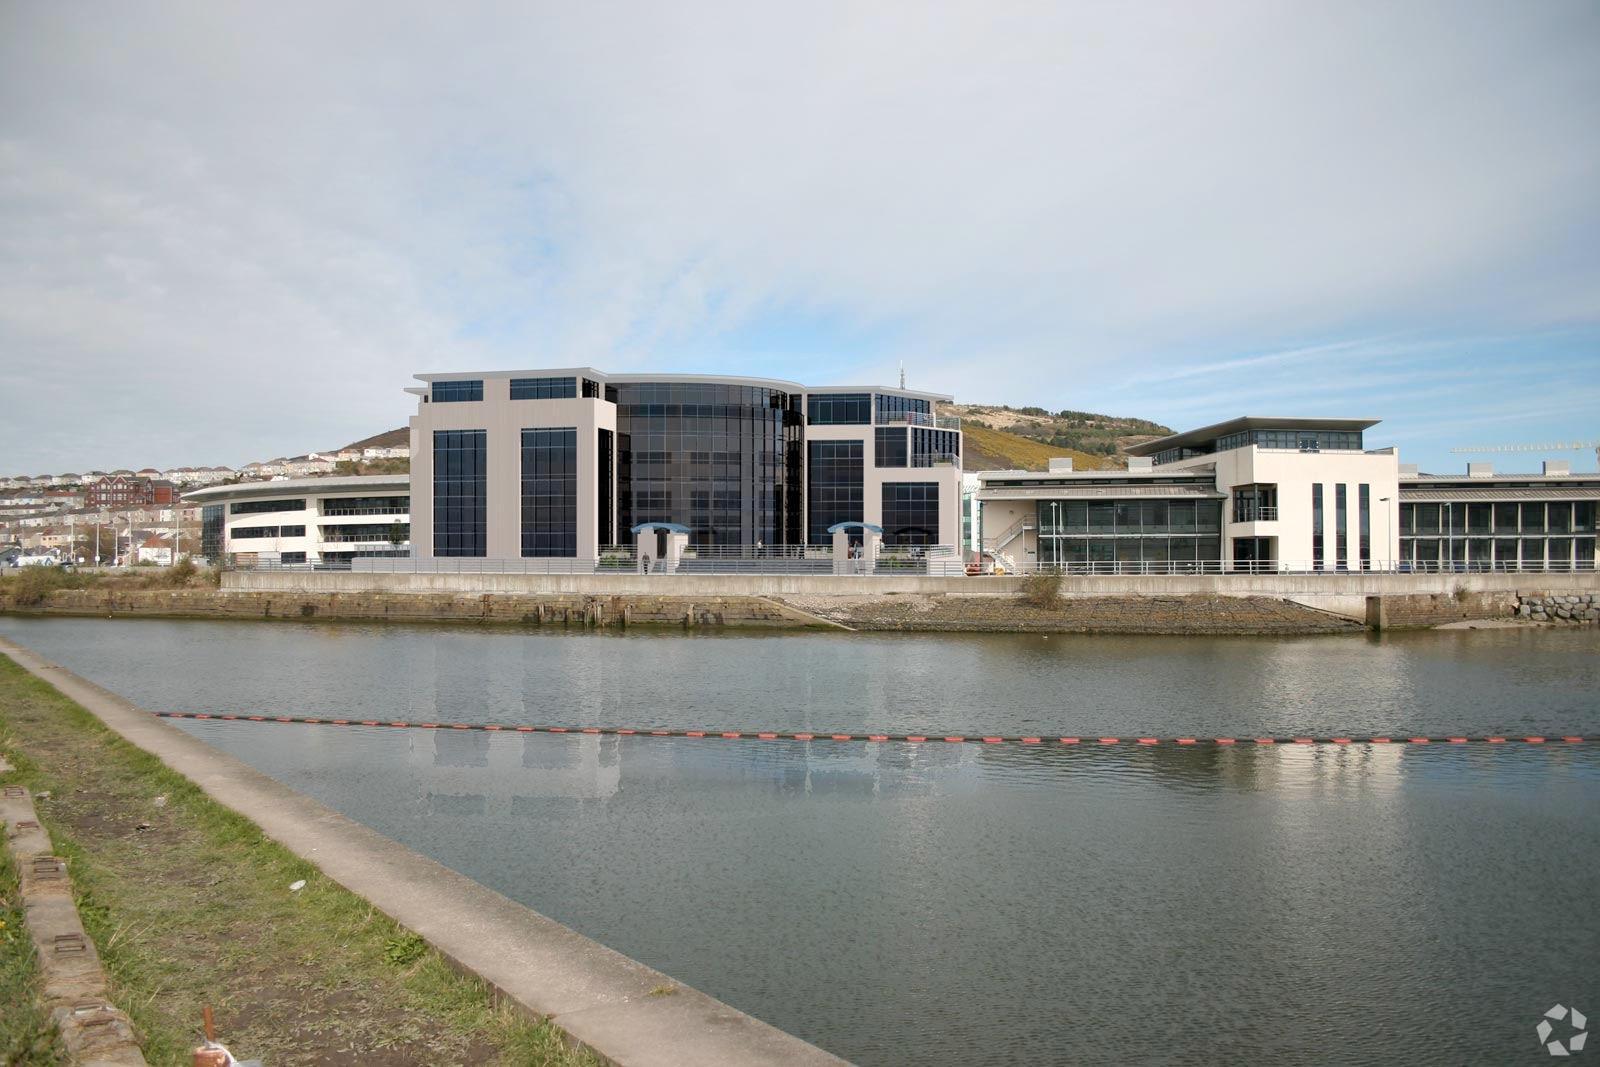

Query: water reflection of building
[{"left": 412, "top": 730, "right": 621, "bottom": 817}]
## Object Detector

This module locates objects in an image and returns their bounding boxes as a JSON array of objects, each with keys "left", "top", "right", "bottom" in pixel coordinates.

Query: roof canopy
[
  {"left": 629, "top": 522, "right": 691, "bottom": 534},
  {"left": 1126, "top": 417, "right": 1381, "bottom": 457}
]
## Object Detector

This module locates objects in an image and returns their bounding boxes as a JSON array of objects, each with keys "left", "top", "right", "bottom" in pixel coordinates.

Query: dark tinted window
[
  {"left": 521, "top": 428, "right": 577, "bottom": 557},
  {"left": 875, "top": 427, "right": 908, "bottom": 468},
  {"left": 882, "top": 482, "right": 939, "bottom": 545},
  {"left": 230, "top": 498, "right": 305, "bottom": 515},
  {"left": 807, "top": 393, "right": 871, "bottom": 425},
  {"left": 433, "top": 429, "right": 487, "bottom": 556},
  {"left": 431, "top": 380, "right": 484, "bottom": 403},
  {"left": 510, "top": 377, "right": 577, "bottom": 400},
  {"left": 807, "top": 440, "right": 863, "bottom": 544}
]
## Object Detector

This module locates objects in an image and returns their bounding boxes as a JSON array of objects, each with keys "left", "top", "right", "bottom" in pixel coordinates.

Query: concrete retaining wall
[
  {"left": 228, "top": 568, "right": 1600, "bottom": 600},
  {"left": 1364, "top": 591, "right": 1521, "bottom": 630}
]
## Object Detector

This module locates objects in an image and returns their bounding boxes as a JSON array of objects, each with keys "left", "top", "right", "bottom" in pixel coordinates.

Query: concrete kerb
[{"left": 0, "top": 637, "right": 849, "bottom": 1067}]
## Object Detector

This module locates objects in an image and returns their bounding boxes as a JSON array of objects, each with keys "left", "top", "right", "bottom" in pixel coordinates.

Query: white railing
[{"left": 876, "top": 412, "right": 961, "bottom": 430}]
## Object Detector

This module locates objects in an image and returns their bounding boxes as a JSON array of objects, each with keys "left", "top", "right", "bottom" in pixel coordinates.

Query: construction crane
[{"left": 1451, "top": 440, "right": 1600, "bottom": 471}]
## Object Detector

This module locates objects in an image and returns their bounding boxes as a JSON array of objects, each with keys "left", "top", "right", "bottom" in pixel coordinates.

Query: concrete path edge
[{"left": 0, "top": 636, "right": 849, "bottom": 1067}]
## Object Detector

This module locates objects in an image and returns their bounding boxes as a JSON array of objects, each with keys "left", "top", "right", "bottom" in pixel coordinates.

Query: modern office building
[
  {"left": 977, "top": 417, "right": 1596, "bottom": 572},
  {"left": 187, "top": 475, "right": 410, "bottom": 564},
  {"left": 405, "top": 370, "right": 963, "bottom": 560},
  {"left": 979, "top": 417, "right": 1398, "bottom": 572}
]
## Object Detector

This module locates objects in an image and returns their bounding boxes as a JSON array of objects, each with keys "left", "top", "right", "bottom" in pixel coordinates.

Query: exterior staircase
[{"left": 982, "top": 514, "right": 1034, "bottom": 574}]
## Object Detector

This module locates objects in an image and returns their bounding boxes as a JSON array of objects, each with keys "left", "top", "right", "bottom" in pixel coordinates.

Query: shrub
[
  {"left": 2, "top": 565, "right": 86, "bottom": 606},
  {"left": 1020, "top": 569, "right": 1062, "bottom": 609},
  {"left": 161, "top": 556, "right": 198, "bottom": 587}
]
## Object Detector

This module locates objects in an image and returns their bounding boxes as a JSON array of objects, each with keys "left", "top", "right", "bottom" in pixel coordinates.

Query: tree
[{"left": 387, "top": 521, "right": 407, "bottom": 549}]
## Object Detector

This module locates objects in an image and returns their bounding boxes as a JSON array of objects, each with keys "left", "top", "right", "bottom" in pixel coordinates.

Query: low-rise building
[
  {"left": 86, "top": 475, "right": 177, "bottom": 510},
  {"left": 186, "top": 475, "right": 411, "bottom": 565}
]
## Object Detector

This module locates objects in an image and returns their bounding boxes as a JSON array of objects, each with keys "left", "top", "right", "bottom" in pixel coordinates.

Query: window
[
  {"left": 510, "top": 377, "right": 577, "bottom": 400},
  {"left": 201, "top": 505, "right": 224, "bottom": 559},
  {"left": 882, "top": 482, "right": 939, "bottom": 546},
  {"left": 807, "top": 440, "right": 863, "bottom": 544},
  {"left": 807, "top": 393, "right": 871, "bottom": 425},
  {"left": 1359, "top": 484, "right": 1370, "bottom": 570},
  {"left": 875, "top": 427, "right": 908, "bottom": 467},
  {"left": 521, "top": 428, "right": 577, "bottom": 557},
  {"left": 1335, "top": 484, "right": 1348, "bottom": 570},
  {"left": 433, "top": 429, "right": 487, "bottom": 556},
  {"left": 279, "top": 552, "right": 307, "bottom": 564},
  {"left": 598, "top": 428, "right": 614, "bottom": 546},
  {"left": 431, "top": 380, "right": 483, "bottom": 403},
  {"left": 280, "top": 525, "right": 306, "bottom": 538},
  {"left": 322, "top": 496, "right": 409, "bottom": 516},
  {"left": 318, "top": 523, "right": 405, "bottom": 542},
  {"left": 874, "top": 394, "right": 931, "bottom": 423},
  {"left": 232, "top": 526, "right": 280, "bottom": 540},
  {"left": 1312, "top": 484, "right": 1324, "bottom": 570},
  {"left": 230, "top": 498, "right": 305, "bottom": 515},
  {"left": 911, "top": 428, "right": 960, "bottom": 466},
  {"left": 1231, "top": 484, "right": 1277, "bottom": 522}
]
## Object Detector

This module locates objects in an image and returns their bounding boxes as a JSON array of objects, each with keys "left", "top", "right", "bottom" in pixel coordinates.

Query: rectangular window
[
  {"left": 910, "top": 427, "right": 960, "bottom": 466},
  {"left": 881, "top": 482, "right": 940, "bottom": 546},
  {"left": 230, "top": 498, "right": 305, "bottom": 515},
  {"left": 1312, "top": 484, "right": 1324, "bottom": 571},
  {"left": 232, "top": 526, "right": 279, "bottom": 540},
  {"left": 806, "top": 393, "right": 872, "bottom": 425},
  {"left": 1359, "top": 484, "right": 1371, "bottom": 570},
  {"left": 806, "top": 440, "right": 863, "bottom": 544},
  {"left": 521, "top": 428, "right": 577, "bottom": 557},
  {"left": 1335, "top": 484, "right": 1348, "bottom": 570},
  {"left": 874, "top": 394, "right": 932, "bottom": 423},
  {"left": 1548, "top": 503, "right": 1572, "bottom": 534},
  {"left": 510, "top": 377, "right": 577, "bottom": 400},
  {"left": 280, "top": 525, "right": 306, "bottom": 538},
  {"left": 1493, "top": 502, "right": 1519, "bottom": 533},
  {"left": 322, "top": 496, "right": 409, "bottom": 516},
  {"left": 598, "top": 428, "right": 614, "bottom": 546},
  {"left": 279, "top": 551, "right": 307, "bottom": 564},
  {"left": 875, "top": 427, "right": 908, "bottom": 467},
  {"left": 201, "top": 505, "right": 224, "bottom": 559},
  {"left": 431, "top": 380, "right": 483, "bottom": 403},
  {"left": 1520, "top": 502, "right": 1545, "bottom": 533},
  {"left": 433, "top": 429, "right": 487, "bottom": 557}
]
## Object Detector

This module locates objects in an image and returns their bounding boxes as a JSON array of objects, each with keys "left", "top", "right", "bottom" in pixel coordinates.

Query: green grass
[{"left": 0, "top": 657, "right": 599, "bottom": 1067}]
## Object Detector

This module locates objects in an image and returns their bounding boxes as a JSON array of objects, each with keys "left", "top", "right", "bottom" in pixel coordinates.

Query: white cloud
[{"left": 1, "top": 0, "right": 1596, "bottom": 471}]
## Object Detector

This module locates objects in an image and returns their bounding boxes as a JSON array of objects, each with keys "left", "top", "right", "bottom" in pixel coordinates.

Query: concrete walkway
[{"left": 0, "top": 637, "right": 849, "bottom": 1067}]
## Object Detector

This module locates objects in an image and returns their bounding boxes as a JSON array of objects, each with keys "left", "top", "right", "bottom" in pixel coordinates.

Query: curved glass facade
[{"left": 614, "top": 382, "right": 804, "bottom": 547}]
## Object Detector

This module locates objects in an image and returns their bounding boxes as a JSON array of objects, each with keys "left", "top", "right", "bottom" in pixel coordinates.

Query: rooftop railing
[{"left": 877, "top": 412, "right": 961, "bottom": 430}]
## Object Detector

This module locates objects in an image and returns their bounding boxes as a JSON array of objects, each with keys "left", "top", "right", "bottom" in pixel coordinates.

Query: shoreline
[
  {"left": 4, "top": 583, "right": 1594, "bottom": 635},
  {"left": 0, "top": 636, "right": 848, "bottom": 1067}
]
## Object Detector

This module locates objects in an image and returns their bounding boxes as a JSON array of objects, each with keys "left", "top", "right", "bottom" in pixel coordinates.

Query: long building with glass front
[
  {"left": 406, "top": 369, "right": 963, "bottom": 560},
  {"left": 977, "top": 417, "right": 1597, "bottom": 573}
]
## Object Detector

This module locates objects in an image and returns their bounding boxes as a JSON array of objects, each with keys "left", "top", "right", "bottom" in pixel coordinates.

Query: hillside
[
  {"left": 961, "top": 423, "right": 1112, "bottom": 472},
  {"left": 339, "top": 427, "right": 409, "bottom": 452},
  {"left": 946, "top": 404, "right": 1170, "bottom": 461}
]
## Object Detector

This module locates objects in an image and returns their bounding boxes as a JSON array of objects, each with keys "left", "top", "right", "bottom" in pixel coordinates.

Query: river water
[{"left": 1, "top": 617, "right": 1596, "bottom": 1065}]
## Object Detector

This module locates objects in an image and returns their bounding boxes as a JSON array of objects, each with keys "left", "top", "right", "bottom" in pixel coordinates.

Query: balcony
[
  {"left": 877, "top": 411, "right": 961, "bottom": 430},
  {"left": 1232, "top": 505, "right": 1278, "bottom": 522},
  {"left": 911, "top": 452, "right": 960, "bottom": 468}
]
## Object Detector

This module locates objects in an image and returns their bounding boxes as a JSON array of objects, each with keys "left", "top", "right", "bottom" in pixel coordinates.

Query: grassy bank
[
  {"left": 0, "top": 656, "right": 597, "bottom": 1067},
  {"left": 0, "top": 841, "right": 64, "bottom": 1065}
]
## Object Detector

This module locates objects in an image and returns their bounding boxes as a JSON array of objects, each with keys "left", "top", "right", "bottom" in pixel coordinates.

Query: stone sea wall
[{"left": 1518, "top": 592, "right": 1600, "bottom": 624}]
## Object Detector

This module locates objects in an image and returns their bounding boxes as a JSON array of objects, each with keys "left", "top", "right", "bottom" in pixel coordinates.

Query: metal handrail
[{"left": 876, "top": 412, "right": 962, "bottom": 430}]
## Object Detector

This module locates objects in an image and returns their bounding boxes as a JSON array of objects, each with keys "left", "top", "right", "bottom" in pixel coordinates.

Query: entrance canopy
[
  {"left": 629, "top": 522, "right": 691, "bottom": 534},
  {"left": 827, "top": 521, "right": 883, "bottom": 534}
]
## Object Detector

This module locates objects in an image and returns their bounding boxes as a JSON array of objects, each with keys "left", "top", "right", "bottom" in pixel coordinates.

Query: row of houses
[{"left": 0, "top": 442, "right": 411, "bottom": 492}]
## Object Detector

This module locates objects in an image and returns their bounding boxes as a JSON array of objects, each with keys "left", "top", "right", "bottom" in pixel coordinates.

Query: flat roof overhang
[
  {"left": 409, "top": 369, "right": 952, "bottom": 403},
  {"left": 183, "top": 474, "right": 409, "bottom": 504},
  {"left": 1126, "top": 417, "right": 1382, "bottom": 457},
  {"left": 978, "top": 484, "right": 1226, "bottom": 501},
  {"left": 1399, "top": 485, "right": 1600, "bottom": 502}
]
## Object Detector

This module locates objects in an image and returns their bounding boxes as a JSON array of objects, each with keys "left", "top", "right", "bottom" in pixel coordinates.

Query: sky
[{"left": 1, "top": 1, "right": 1597, "bottom": 475}]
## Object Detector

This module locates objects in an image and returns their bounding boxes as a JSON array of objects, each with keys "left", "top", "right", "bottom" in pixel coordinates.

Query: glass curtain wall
[
  {"left": 432, "top": 429, "right": 487, "bottom": 557},
  {"left": 1035, "top": 499, "right": 1223, "bottom": 570},
  {"left": 200, "top": 505, "right": 224, "bottom": 559},
  {"left": 807, "top": 441, "right": 864, "bottom": 545},
  {"left": 520, "top": 428, "right": 577, "bottom": 557},
  {"left": 614, "top": 382, "right": 803, "bottom": 548},
  {"left": 881, "top": 483, "right": 939, "bottom": 545},
  {"left": 1398, "top": 500, "right": 1597, "bottom": 570}
]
